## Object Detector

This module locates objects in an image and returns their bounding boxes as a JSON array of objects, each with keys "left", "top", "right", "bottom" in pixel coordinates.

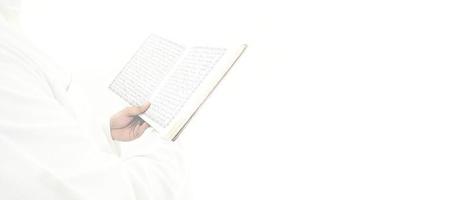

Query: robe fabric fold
[{"left": 0, "top": 5, "right": 186, "bottom": 200}]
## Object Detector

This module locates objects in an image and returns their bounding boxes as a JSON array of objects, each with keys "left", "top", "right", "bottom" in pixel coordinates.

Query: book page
[
  {"left": 109, "top": 35, "right": 185, "bottom": 106},
  {"left": 146, "top": 47, "right": 227, "bottom": 128}
]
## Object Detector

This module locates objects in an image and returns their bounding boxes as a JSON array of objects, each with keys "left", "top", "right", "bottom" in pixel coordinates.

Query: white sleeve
[
  {"left": 102, "top": 118, "right": 122, "bottom": 156},
  {"left": 0, "top": 61, "right": 187, "bottom": 200}
]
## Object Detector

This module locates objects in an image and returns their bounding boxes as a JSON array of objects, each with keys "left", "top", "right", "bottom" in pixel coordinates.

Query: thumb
[{"left": 125, "top": 101, "right": 151, "bottom": 116}]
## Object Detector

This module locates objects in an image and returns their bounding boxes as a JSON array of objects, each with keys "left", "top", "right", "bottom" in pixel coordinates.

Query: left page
[{"left": 109, "top": 35, "right": 186, "bottom": 106}]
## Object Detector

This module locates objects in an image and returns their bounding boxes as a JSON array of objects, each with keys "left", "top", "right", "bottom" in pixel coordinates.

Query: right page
[{"left": 144, "top": 47, "right": 227, "bottom": 130}]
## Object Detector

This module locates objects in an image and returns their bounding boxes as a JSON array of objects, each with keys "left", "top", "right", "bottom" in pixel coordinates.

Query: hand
[{"left": 110, "top": 102, "right": 151, "bottom": 141}]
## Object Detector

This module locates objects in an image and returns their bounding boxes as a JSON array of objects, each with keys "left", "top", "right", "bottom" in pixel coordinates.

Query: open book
[{"left": 109, "top": 34, "right": 247, "bottom": 141}]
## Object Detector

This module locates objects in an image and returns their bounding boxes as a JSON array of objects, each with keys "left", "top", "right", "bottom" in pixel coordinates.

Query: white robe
[{"left": 0, "top": 7, "right": 185, "bottom": 200}]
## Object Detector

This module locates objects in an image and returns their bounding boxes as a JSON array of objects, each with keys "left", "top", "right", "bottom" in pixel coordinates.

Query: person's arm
[{"left": 0, "top": 61, "right": 186, "bottom": 200}]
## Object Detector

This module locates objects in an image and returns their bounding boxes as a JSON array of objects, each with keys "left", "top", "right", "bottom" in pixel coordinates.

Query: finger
[
  {"left": 141, "top": 122, "right": 150, "bottom": 130},
  {"left": 125, "top": 101, "right": 151, "bottom": 116},
  {"left": 135, "top": 122, "right": 150, "bottom": 136}
]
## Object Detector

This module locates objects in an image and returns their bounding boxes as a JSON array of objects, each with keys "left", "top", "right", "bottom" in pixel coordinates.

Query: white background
[{"left": 19, "top": 0, "right": 472, "bottom": 199}]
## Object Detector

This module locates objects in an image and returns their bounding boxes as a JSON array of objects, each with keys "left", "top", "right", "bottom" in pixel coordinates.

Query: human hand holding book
[{"left": 109, "top": 102, "right": 151, "bottom": 141}]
